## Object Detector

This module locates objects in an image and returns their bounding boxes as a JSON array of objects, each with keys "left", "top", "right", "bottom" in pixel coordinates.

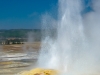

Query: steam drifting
[{"left": 37, "top": 0, "right": 100, "bottom": 75}]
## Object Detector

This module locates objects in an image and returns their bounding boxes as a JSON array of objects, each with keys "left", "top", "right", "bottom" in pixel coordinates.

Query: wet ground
[{"left": 0, "top": 43, "right": 40, "bottom": 75}]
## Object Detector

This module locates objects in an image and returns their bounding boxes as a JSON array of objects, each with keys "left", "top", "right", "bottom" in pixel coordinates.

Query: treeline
[
  {"left": 0, "top": 29, "right": 41, "bottom": 38},
  {"left": 0, "top": 29, "right": 57, "bottom": 42},
  {"left": 0, "top": 29, "right": 41, "bottom": 41}
]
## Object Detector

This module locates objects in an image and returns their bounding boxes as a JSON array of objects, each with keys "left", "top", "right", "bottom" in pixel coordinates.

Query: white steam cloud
[
  {"left": 81, "top": 0, "right": 100, "bottom": 74},
  {"left": 38, "top": 0, "right": 100, "bottom": 75}
]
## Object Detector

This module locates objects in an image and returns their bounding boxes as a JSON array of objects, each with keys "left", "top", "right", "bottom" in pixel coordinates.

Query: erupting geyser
[
  {"left": 38, "top": 0, "right": 100, "bottom": 75},
  {"left": 19, "top": 0, "right": 100, "bottom": 75}
]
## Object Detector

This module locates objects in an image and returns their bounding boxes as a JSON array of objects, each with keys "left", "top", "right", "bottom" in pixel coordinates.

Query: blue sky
[
  {"left": 0, "top": 0, "right": 58, "bottom": 29},
  {"left": 0, "top": 0, "right": 91, "bottom": 29}
]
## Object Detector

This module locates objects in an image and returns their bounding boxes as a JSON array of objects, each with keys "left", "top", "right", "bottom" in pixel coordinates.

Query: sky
[
  {"left": 0, "top": 0, "right": 91, "bottom": 29},
  {"left": 0, "top": 0, "right": 58, "bottom": 29}
]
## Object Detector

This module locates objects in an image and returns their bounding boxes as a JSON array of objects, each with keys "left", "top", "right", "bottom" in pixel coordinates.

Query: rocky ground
[
  {"left": 0, "top": 42, "right": 41, "bottom": 75},
  {"left": 0, "top": 42, "right": 99, "bottom": 75}
]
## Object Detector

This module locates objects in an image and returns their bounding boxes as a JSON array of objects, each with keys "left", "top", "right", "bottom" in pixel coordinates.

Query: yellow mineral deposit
[{"left": 18, "top": 68, "right": 58, "bottom": 75}]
